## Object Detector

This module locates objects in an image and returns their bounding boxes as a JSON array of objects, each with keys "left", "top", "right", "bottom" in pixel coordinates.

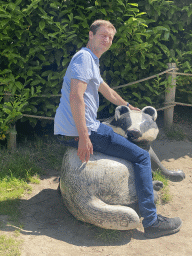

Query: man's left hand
[{"left": 129, "top": 104, "right": 140, "bottom": 111}]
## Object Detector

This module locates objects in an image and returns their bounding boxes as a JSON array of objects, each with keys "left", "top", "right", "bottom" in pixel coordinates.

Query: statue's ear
[
  {"left": 141, "top": 106, "right": 158, "bottom": 121},
  {"left": 115, "top": 105, "right": 130, "bottom": 121}
]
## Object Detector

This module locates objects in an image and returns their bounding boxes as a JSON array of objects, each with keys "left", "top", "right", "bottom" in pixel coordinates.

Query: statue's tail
[{"left": 62, "top": 193, "right": 140, "bottom": 230}]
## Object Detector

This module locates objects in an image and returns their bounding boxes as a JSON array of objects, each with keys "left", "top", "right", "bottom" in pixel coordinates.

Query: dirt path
[{"left": 1, "top": 138, "right": 192, "bottom": 256}]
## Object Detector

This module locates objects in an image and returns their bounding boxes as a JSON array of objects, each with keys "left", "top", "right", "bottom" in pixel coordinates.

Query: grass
[
  {"left": 0, "top": 135, "right": 64, "bottom": 221},
  {"left": 164, "top": 125, "right": 186, "bottom": 141},
  {"left": 0, "top": 135, "right": 65, "bottom": 255},
  {"left": 93, "top": 227, "right": 122, "bottom": 243},
  {"left": 0, "top": 149, "right": 41, "bottom": 221},
  {"left": 156, "top": 105, "right": 192, "bottom": 141},
  {"left": 153, "top": 170, "right": 171, "bottom": 204},
  {"left": 165, "top": 106, "right": 192, "bottom": 141},
  {"left": 82, "top": 222, "right": 123, "bottom": 243},
  {"left": 0, "top": 235, "right": 21, "bottom": 256}
]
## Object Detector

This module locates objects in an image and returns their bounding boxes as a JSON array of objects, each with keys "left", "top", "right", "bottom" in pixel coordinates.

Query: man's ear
[{"left": 89, "top": 31, "right": 94, "bottom": 40}]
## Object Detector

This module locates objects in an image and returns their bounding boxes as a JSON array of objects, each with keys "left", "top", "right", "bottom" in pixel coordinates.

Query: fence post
[
  {"left": 4, "top": 93, "right": 17, "bottom": 150},
  {"left": 7, "top": 125, "right": 17, "bottom": 151},
  {"left": 164, "top": 63, "right": 177, "bottom": 128}
]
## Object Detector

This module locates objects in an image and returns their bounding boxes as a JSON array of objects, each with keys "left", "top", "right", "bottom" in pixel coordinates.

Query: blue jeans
[{"left": 59, "top": 123, "right": 157, "bottom": 228}]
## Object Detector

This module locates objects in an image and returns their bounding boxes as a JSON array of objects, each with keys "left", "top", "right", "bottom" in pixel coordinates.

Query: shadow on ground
[{"left": 0, "top": 187, "right": 146, "bottom": 247}]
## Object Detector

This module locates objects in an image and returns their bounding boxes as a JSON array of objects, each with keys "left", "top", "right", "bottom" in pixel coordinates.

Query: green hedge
[{"left": 0, "top": 0, "right": 192, "bottom": 139}]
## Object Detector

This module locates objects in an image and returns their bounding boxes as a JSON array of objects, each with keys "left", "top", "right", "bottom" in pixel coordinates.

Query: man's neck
[{"left": 86, "top": 42, "right": 101, "bottom": 58}]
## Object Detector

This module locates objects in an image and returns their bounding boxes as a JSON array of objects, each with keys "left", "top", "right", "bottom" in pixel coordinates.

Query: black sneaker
[{"left": 144, "top": 214, "right": 182, "bottom": 238}]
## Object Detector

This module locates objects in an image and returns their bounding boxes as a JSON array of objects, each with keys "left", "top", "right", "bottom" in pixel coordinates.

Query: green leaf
[
  {"left": 15, "top": 0, "right": 23, "bottom": 6},
  {"left": 132, "top": 92, "right": 141, "bottom": 99},
  {"left": 38, "top": 54, "right": 46, "bottom": 61},
  {"left": 117, "top": 0, "right": 125, "bottom": 6},
  {"left": 62, "top": 58, "right": 69, "bottom": 67},
  {"left": 100, "top": 9, "right": 107, "bottom": 16},
  {"left": 143, "top": 96, "right": 152, "bottom": 104},
  {"left": 95, "top": 1, "right": 99, "bottom": 6},
  {"left": 0, "top": 69, "right": 12, "bottom": 75},
  {"left": 31, "top": 86, "right": 34, "bottom": 96},
  {"left": 0, "top": 14, "right": 11, "bottom": 18},
  {"left": 68, "top": 13, "right": 73, "bottom": 22},
  {"left": 31, "top": 80, "right": 41, "bottom": 86},
  {"left": 164, "top": 31, "right": 170, "bottom": 40},
  {"left": 39, "top": 20, "right": 45, "bottom": 31},
  {"left": 8, "top": 3, "right": 16, "bottom": 10},
  {"left": 42, "top": 71, "right": 51, "bottom": 77},
  {"left": 74, "top": 16, "right": 85, "bottom": 21},
  {"left": 15, "top": 81, "right": 23, "bottom": 90},
  {"left": 188, "top": 9, "right": 192, "bottom": 17},
  {"left": 136, "top": 12, "right": 147, "bottom": 17},
  {"left": 128, "top": 3, "right": 138, "bottom": 7},
  {"left": 27, "top": 70, "right": 33, "bottom": 76}
]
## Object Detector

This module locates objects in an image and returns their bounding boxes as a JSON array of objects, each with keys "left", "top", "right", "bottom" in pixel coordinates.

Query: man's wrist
[
  {"left": 127, "top": 102, "right": 129, "bottom": 107},
  {"left": 78, "top": 131, "right": 90, "bottom": 140}
]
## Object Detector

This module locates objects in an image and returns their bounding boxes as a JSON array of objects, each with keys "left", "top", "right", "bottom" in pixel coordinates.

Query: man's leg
[{"left": 90, "top": 123, "right": 157, "bottom": 228}]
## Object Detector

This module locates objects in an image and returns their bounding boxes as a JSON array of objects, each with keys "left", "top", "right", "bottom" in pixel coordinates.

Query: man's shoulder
[
  {"left": 70, "top": 48, "right": 93, "bottom": 68},
  {"left": 73, "top": 48, "right": 92, "bottom": 59}
]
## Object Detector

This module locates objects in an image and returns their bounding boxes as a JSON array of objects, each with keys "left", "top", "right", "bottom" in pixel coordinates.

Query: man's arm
[
  {"left": 98, "top": 81, "right": 140, "bottom": 111},
  {"left": 70, "top": 79, "right": 93, "bottom": 162}
]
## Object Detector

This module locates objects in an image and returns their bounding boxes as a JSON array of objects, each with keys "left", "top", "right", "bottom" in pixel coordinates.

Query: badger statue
[{"left": 59, "top": 106, "right": 185, "bottom": 230}]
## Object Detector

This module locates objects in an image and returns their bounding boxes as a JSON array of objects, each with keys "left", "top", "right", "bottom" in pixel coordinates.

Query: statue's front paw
[
  {"left": 167, "top": 169, "right": 185, "bottom": 182},
  {"left": 174, "top": 170, "right": 185, "bottom": 181},
  {"left": 153, "top": 180, "right": 163, "bottom": 191}
]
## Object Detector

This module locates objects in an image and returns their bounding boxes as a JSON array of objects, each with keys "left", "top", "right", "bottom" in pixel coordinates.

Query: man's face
[{"left": 89, "top": 25, "right": 115, "bottom": 56}]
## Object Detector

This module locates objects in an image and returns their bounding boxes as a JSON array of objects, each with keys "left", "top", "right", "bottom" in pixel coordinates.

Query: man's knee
[{"left": 138, "top": 149, "right": 151, "bottom": 165}]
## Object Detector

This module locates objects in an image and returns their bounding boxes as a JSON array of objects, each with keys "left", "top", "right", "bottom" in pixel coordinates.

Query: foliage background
[{"left": 0, "top": 0, "right": 192, "bottom": 139}]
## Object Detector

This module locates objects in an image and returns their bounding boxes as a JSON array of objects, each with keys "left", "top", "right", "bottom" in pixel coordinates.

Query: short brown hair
[{"left": 90, "top": 20, "right": 116, "bottom": 35}]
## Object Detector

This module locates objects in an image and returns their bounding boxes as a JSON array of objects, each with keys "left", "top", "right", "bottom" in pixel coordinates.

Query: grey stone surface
[{"left": 60, "top": 148, "right": 140, "bottom": 230}]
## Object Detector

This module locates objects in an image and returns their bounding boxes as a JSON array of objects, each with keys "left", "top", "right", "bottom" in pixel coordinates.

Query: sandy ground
[{"left": 0, "top": 136, "right": 192, "bottom": 256}]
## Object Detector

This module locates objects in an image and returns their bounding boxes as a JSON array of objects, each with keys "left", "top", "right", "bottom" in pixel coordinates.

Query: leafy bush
[
  {"left": 0, "top": 0, "right": 192, "bottom": 139},
  {"left": 136, "top": 0, "right": 192, "bottom": 105}
]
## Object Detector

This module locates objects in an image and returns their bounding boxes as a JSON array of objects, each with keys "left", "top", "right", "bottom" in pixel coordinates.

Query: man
[{"left": 54, "top": 20, "right": 182, "bottom": 238}]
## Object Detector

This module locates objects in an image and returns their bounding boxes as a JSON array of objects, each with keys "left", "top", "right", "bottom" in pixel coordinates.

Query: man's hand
[
  {"left": 129, "top": 104, "right": 140, "bottom": 111},
  {"left": 77, "top": 136, "right": 93, "bottom": 163}
]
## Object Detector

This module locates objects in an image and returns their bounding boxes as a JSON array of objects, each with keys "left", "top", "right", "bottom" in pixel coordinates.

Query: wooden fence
[{"left": 3, "top": 63, "right": 192, "bottom": 150}]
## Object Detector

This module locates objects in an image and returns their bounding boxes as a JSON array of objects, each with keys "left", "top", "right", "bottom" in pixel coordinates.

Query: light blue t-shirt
[{"left": 54, "top": 47, "right": 103, "bottom": 136}]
